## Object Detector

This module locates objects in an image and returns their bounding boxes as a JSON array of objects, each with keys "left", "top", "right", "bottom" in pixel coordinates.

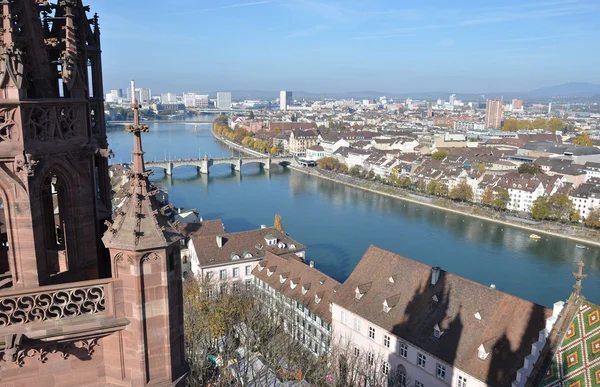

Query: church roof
[{"left": 538, "top": 299, "right": 600, "bottom": 387}]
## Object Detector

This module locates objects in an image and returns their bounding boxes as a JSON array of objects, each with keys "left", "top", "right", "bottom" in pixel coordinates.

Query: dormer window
[
  {"left": 355, "top": 288, "right": 364, "bottom": 300},
  {"left": 383, "top": 300, "right": 391, "bottom": 313},
  {"left": 432, "top": 295, "right": 439, "bottom": 302},
  {"left": 478, "top": 344, "right": 489, "bottom": 360},
  {"left": 315, "top": 295, "right": 321, "bottom": 304},
  {"left": 289, "top": 244, "right": 296, "bottom": 250},
  {"left": 474, "top": 312, "right": 482, "bottom": 321},
  {"left": 244, "top": 252, "right": 253, "bottom": 259},
  {"left": 388, "top": 275, "right": 396, "bottom": 284},
  {"left": 264, "top": 234, "right": 277, "bottom": 246},
  {"left": 257, "top": 263, "right": 265, "bottom": 272},
  {"left": 279, "top": 274, "right": 286, "bottom": 284},
  {"left": 231, "top": 253, "right": 240, "bottom": 261},
  {"left": 290, "top": 280, "right": 298, "bottom": 289},
  {"left": 434, "top": 324, "right": 443, "bottom": 338},
  {"left": 302, "top": 286, "right": 308, "bottom": 295},
  {"left": 278, "top": 242, "right": 286, "bottom": 249},
  {"left": 267, "top": 267, "right": 274, "bottom": 277}
]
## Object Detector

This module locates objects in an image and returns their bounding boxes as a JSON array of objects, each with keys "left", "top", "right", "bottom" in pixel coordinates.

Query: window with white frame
[
  {"left": 354, "top": 346, "right": 360, "bottom": 357},
  {"left": 436, "top": 363, "right": 446, "bottom": 379},
  {"left": 354, "top": 318, "right": 361, "bottom": 332},
  {"left": 367, "top": 352, "right": 374, "bottom": 366},
  {"left": 233, "top": 267, "right": 239, "bottom": 277},
  {"left": 342, "top": 311, "right": 348, "bottom": 325},
  {"left": 232, "top": 282, "right": 239, "bottom": 292},
  {"left": 398, "top": 372, "right": 406, "bottom": 387},
  {"left": 417, "top": 353, "right": 426, "bottom": 368},
  {"left": 245, "top": 265, "right": 251, "bottom": 276},
  {"left": 369, "top": 326, "right": 375, "bottom": 340},
  {"left": 219, "top": 269, "right": 227, "bottom": 280},
  {"left": 383, "top": 334, "right": 390, "bottom": 348},
  {"left": 245, "top": 280, "right": 252, "bottom": 291},
  {"left": 382, "top": 362, "right": 389, "bottom": 375},
  {"left": 206, "top": 271, "right": 213, "bottom": 280},
  {"left": 399, "top": 342, "right": 408, "bottom": 358},
  {"left": 458, "top": 376, "right": 467, "bottom": 387}
]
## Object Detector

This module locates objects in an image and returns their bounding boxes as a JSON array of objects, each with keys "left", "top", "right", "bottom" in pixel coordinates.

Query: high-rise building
[
  {"left": 512, "top": 99, "right": 523, "bottom": 110},
  {"left": 183, "top": 92, "right": 209, "bottom": 108},
  {"left": 0, "top": 2, "right": 187, "bottom": 386},
  {"left": 280, "top": 90, "right": 292, "bottom": 111},
  {"left": 485, "top": 99, "right": 503, "bottom": 129},
  {"left": 161, "top": 92, "right": 178, "bottom": 103},
  {"left": 548, "top": 102, "right": 553, "bottom": 116},
  {"left": 449, "top": 93, "right": 456, "bottom": 106},
  {"left": 217, "top": 92, "right": 232, "bottom": 109}
]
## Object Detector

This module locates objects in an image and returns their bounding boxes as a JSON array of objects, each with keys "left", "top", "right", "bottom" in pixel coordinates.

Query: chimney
[
  {"left": 216, "top": 235, "right": 223, "bottom": 248},
  {"left": 431, "top": 266, "right": 440, "bottom": 286},
  {"left": 309, "top": 261, "right": 314, "bottom": 268},
  {"left": 490, "top": 284, "right": 496, "bottom": 289},
  {"left": 178, "top": 208, "right": 181, "bottom": 214}
]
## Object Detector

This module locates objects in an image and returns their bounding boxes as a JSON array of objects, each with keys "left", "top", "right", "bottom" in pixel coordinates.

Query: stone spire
[
  {"left": 572, "top": 260, "right": 588, "bottom": 298},
  {"left": 102, "top": 83, "right": 181, "bottom": 251}
]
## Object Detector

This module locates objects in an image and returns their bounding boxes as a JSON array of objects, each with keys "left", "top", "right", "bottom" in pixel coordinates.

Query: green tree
[
  {"left": 426, "top": 180, "right": 438, "bottom": 195},
  {"left": 449, "top": 181, "right": 473, "bottom": 202},
  {"left": 432, "top": 150, "right": 448, "bottom": 161},
  {"left": 269, "top": 145, "right": 278, "bottom": 155},
  {"left": 434, "top": 182, "right": 448, "bottom": 196},
  {"left": 585, "top": 207, "right": 600, "bottom": 228},
  {"left": 317, "top": 157, "right": 341, "bottom": 170},
  {"left": 531, "top": 196, "right": 551, "bottom": 220},
  {"left": 547, "top": 117, "right": 566, "bottom": 133},
  {"left": 248, "top": 110, "right": 255, "bottom": 119},
  {"left": 573, "top": 133, "right": 594, "bottom": 147},
  {"left": 502, "top": 119, "right": 519, "bottom": 132},
  {"left": 530, "top": 117, "right": 548, "bottom": 130},
  {"left": 518, "top": 163, "right": 544, "bottom": 175},
  {"left": 492, "top": 188, "right": 510, "bottom": 211},
  {"left": 481, "top": 187, "right": 494, "bottom": 206},
  {"left": 274, "top": 214, "right": 284, "bottom": 232},
  {"left": 548, "top": 194, "right": 575, "bottom": 221},
  {"left": 339, "top": 163, "right": 348, "bottom": 174},
  {"left": 477, "top": 163, "right": 486, "bottom": 173},
  {"left": 367, "top": 169, "right": 375, "bottom": 180},
  {"left": 349, "top": 165, "right": 363, "bottom": 177}
]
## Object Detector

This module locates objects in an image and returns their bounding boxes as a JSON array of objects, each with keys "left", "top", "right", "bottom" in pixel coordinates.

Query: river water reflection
[{"left": 107, "top": 117, "right": 600, "bottom": 307}]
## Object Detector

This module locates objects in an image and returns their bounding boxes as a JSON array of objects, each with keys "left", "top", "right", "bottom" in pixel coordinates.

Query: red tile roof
[{"left": 333, "top": 246, "right": 551, "bottom": 386}]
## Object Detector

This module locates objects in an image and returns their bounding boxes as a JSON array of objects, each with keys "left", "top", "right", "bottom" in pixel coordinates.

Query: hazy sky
[{"left": 87, "top": 0, "right": 600, "bottom": 94}]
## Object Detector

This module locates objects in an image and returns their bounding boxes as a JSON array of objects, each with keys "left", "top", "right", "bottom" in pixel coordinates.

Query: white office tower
[
  {"left": 449, "top": 94, "right": 456, "bottom": 105},
  {"left": 217, "top": 92, "right": 232, "bottom": 109},
  {"left": 280, "top": 90, "right": 292, "bottom": 111}
]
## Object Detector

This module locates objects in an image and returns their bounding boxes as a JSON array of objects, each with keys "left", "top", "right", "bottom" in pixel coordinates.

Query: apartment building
[
  {"left": 186, "top": 227, "right": 305, "bottom": 293},
  {"left": 331, "top": 246, "right": 561, "bottom": 387},
  {"left": 252, "top": 251, "right": 340, "bottom": 356}
]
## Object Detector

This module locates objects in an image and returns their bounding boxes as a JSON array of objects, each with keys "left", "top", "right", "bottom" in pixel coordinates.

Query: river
[{"left": 107, "top": 116, "right": 600, "bottom": 308}]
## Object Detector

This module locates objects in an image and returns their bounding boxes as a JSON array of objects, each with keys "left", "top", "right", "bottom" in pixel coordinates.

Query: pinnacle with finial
[{"left": 572, "top": 260, "right": 588, "bottom": 297}]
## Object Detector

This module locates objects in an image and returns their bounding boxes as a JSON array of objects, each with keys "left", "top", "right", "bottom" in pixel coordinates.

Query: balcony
[{"left": 0, "top": 278, "right": 129, "bottom": 343}]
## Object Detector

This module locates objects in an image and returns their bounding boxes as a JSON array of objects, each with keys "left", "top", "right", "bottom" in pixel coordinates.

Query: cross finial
[
  {"left": 125, "top": 80, "right": 149, "bottom": 174},
  {"left": 572, "top": 260, "right": 588, "bottom": 297}
]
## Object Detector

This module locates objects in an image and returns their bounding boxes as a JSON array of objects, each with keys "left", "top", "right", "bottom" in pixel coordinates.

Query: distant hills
[
  {"left": 524, "top": 82, "right": 600, "bottom": 98},
  {"left": 214, "top": 82, "right": 600, "bottom": 101}
]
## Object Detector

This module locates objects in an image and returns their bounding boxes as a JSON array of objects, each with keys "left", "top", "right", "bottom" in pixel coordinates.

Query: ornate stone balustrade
[{"left": 0, "top": 278, "right": 113, "bottom": 329}]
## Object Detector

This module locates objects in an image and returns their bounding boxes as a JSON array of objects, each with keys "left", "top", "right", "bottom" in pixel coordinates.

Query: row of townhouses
[{"left": 177, "top": 216, "right": 599, "bottom": 387}]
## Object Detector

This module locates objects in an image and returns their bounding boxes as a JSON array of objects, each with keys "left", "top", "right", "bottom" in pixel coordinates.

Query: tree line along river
[{"left": 107, "top": 117, "right": 600, "bottom": 308}]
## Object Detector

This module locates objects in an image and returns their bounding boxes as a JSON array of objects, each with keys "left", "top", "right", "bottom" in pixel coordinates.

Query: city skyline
[{"left": 89, "top": 0, "right": 600, "bottom": 94}]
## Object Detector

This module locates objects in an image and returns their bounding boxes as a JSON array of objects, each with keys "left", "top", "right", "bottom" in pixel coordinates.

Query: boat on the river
[
  {"left": 576, "top": 244, "right": 586, "bottom": 249},
  {"left": 529, "top": 234, "right": 542, "bottom": 240}
]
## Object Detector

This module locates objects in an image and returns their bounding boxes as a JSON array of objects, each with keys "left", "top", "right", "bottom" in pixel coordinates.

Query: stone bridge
[{"left": 144, "top": 155, "right": 295, "bottom": 175}]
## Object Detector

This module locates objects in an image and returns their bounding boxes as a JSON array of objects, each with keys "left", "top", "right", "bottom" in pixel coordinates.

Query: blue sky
[{"left": 88, "top": 0, "right": 600, "bottom": 94}]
